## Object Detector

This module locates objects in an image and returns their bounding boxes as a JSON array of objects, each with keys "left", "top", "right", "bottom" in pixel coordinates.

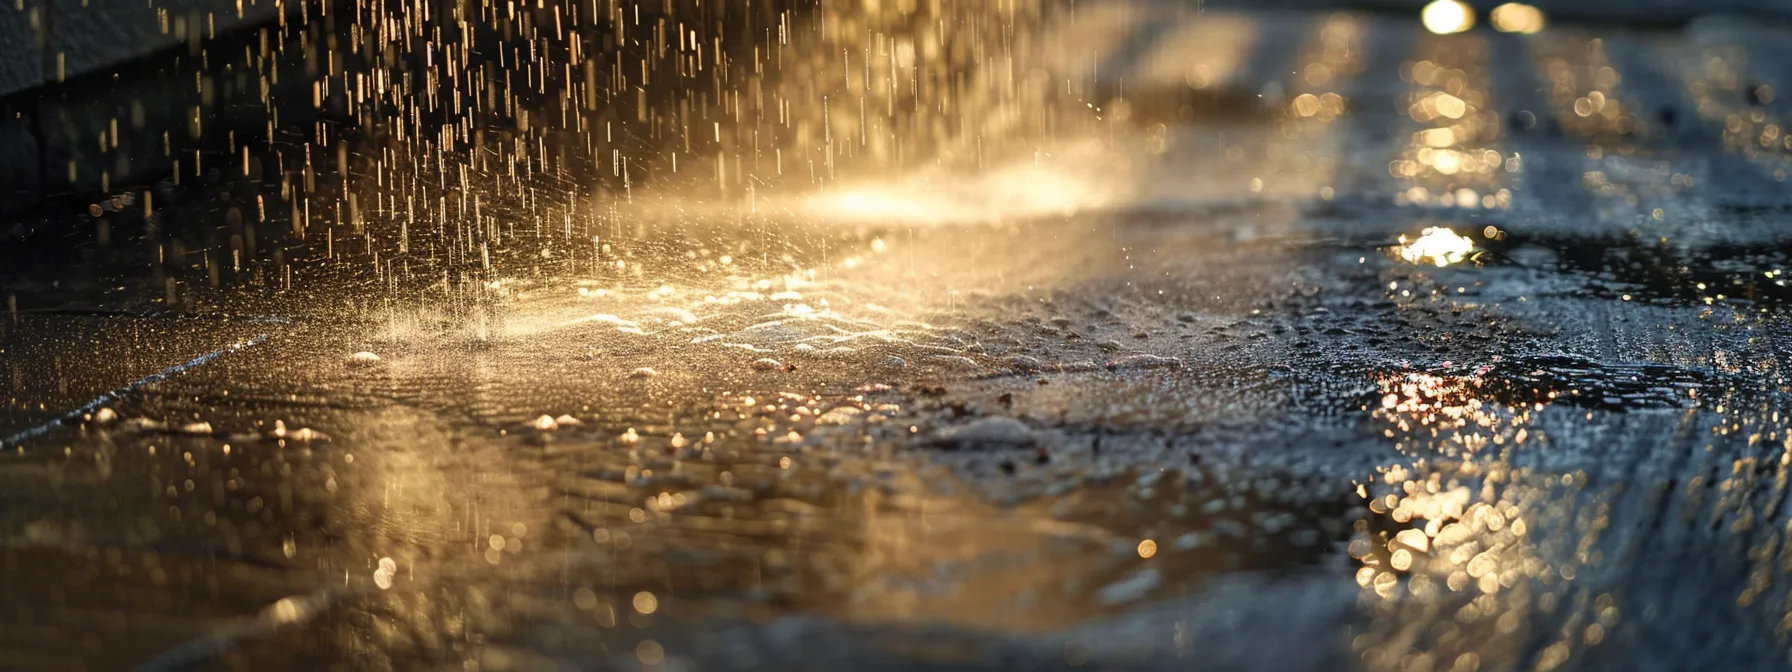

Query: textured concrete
[
  {"left": 9, "top": 6, "right": 1792, "bottom": 670},
  {"left": 47, "top": 0, "right": 279, "bottom": 86},
  {"left": 0, "top": 0, "right": 277, "bottom": 96},
  {"left": 0, "top": 0, "right": 45, "bottom": 96},
  {"left": 0, "top": 112, "right": 40, "bottom": 209},
  {"left": 0, "top": 0, "right": 282, "bottom": 214}
]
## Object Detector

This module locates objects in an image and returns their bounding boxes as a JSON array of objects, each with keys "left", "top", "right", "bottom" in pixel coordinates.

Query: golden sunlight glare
[
  {"left": 1397, "top": 227, "right": 1477, "bottom": 267},
  {"left": 1421, "top": 0, "right": 1475, "bottom": 35},
  {"left": 1490, "top": 3, "right": 1546, "bottom": 34}
]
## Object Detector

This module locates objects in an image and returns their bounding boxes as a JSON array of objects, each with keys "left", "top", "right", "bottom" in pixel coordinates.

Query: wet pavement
[{"left": 5, "top": 3, "right": 1792, "bottom": 671}]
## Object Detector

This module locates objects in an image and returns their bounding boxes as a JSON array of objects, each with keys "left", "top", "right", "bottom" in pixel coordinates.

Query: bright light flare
[
  {"left": 1490, "top": 3, "right": 1546, "bottom": 34},
  {"left": 818, "top": 191, "right": 917, "bottom": 219},
  {"left": 802, "top": 187, "right": 949, "bottom": 223},
  {"left": 1397, "top": 227, "right": 1476, "bottom": 267},
  {"left": 802, "top": 163, "right": 1103, "bottom": 224},
  {"left": 1421, "top": 0, "right": 1475, "bottom": 35}
]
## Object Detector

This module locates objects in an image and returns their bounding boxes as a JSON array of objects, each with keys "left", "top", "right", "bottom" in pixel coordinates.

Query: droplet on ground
[
  {"left": 1007, "top": 355, "right": 1044, "bottom": 372},
  {"left": 1095, "top": 568, "right": 1161, "bottom": 606},
  {"left": 816, "top": 407, "right": 864, "bottom": 425},
  {"left": 286, "top": 428, "right": 330, "bottom": 443},
  {"left": 930, "top": 417, "right": 1036, "bottom": 448},
  {"left": 1104, "top": 354, "right": 1183, "bottom": 371}
]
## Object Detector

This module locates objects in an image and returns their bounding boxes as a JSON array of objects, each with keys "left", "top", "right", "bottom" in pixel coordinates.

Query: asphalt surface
[{"left": 5, "top": 5, "right": 1792, "bottom": 671}]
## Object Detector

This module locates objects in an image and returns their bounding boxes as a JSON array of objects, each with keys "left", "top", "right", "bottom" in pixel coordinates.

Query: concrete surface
[
  {"left": 0, "top": 0, "right": 280, "bottom": 214},
  {"left": 0, "top": 0, "right": 45, "bottom": 96},
  {"left": 0, "top": 0, "right": 278, "bottom": 96},
  {"left": 7, "top": 3, "right": 1792, "bottom": 670}
]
